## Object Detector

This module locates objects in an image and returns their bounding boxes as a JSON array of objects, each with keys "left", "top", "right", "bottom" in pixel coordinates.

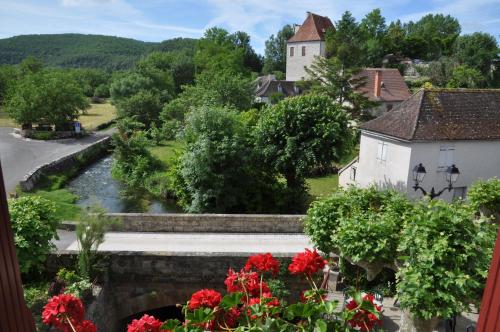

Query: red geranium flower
[
  {"left": 127, "top": 314, "right": 163, "bottom": 332},
  {"left": 219, "top": 307, "right": 241, "bottom": 328},
  {"left": 42, "top": 294, "right": 85, "bottom": 330},
  {"left": 225, "top": 268, "right": 269, "bottom": 297},
  {"left": 244, "top": 253, "right": 280, "bottom": 276},
  {"left": 188, "top": 289, "right": 222, "bottom": 310},
  {"left": 345, "top": 293, "right": 382, "bottom": 332},
  {"left": 75, "top": 320, "right": 97, "bottom": 332},
  {"left": 288, "top": 249, "right": 327, "bottom": 276}
]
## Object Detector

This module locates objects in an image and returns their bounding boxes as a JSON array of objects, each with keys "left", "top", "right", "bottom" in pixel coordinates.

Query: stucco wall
[
  {"left": 346, "top": 132, "right": 500, "bottom": 202},
  {"left": 354, "top": 132, "right": 412, "bottom": 192},
  {"left": 285, "top": 41, "right": 325, "bottom": 81},
  {"left": 407, "top": 140, "right": 500, "bottom": 201}
]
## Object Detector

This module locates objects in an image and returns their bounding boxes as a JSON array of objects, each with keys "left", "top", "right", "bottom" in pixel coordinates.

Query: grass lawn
[
  {"left": 0, "top": 110, "right": 17, "bottom": 127},
  {"left": 149, "top": 140, "right": 186, "bottom": 167},
  {"left": 307, "top": 174, "right": 339, "bottom": 198},
  {"left": 79, "top": 102, "right": 117, "bottom": 131},
  {"left": 21, "top": 189, "right": 81, "bottom": 221},
  {"left": 0, "top": 101, "right": 117, "bottom": 130}
]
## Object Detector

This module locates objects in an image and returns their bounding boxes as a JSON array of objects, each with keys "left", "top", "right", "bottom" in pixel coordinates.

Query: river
[{"left": 66, "top": 155, "right": 181, "bottom": 213}]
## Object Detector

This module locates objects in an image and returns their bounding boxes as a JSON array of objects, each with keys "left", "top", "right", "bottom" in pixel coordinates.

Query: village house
[
  {"left": 353, "top": 68, "right": 411, "bottom": 117},
  {"left": 339, "top": 89, "right": 500, "bottom": 201},
  {"left": 254, "top": 74, "right": 299, "bottom": 104}
]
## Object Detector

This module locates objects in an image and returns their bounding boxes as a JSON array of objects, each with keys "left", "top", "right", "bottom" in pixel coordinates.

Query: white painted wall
[
  {"left": 285, "top": 41, "right": 325, "bottom": 81},
  {"left": 353, "top": 132, "right": 413, "bottom": 192},
  {"left": 407, "top": 140, "right": 500, "bottom": 201},
  {"left": 341, "top": 131, "right": 500, "bottom": 202}
]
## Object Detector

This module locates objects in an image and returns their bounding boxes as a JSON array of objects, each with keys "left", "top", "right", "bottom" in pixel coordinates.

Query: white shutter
[
  {"left": 377, "top": 142, "right": 383, "bottom": 160},
  {"left": 438, "top": 146, "right": 454, "bottom": 169},
  {"left": 381, "top": 143, "right": 387, "bottom": 161}
]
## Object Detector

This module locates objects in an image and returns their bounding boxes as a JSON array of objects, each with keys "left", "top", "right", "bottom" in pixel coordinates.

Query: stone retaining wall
[
  {"left": 61, "top": 213, "right": 306, "bottom": 233},
  {"left": 19, "top": 136, "right": 111, "bottom": 191}
]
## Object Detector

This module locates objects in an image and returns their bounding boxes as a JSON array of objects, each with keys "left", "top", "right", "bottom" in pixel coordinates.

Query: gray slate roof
[{"left": 361, "top": 89, "right": 500, "bottom": 141}]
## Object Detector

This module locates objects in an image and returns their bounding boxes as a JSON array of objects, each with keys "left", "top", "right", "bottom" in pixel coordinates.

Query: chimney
[
  {"left": 294, "top": 24, "right": 301, "bottom": 34},
  {"left": 374, "top": 70, "right": 382, "bottom": 98}
]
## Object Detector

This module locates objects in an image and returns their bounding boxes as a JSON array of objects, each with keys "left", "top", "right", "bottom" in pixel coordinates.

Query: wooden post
[
  {"left": 477, "top": 227, "right": 500, "bottom": 332},
  {"left": 0, "top": 160, "right": 36, "bottom": 331}
]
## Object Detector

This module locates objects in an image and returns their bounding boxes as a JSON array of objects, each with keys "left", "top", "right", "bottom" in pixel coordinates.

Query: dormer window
[
  {"left": 290, "top": 47, "right": 294, "bottom": 57},
  {"left": 302, "top": 46, "right": 306, "bottom": 56}
]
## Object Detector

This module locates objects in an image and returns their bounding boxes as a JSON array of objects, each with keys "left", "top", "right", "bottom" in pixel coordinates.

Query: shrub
[
  {"left": 9, "top": 196, "right": 60, "bottom": 275},
  {"left": 467, "top": 178, "right": 500, "bottom": 220}
]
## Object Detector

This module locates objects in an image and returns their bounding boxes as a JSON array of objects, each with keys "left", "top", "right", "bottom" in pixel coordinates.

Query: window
[
  {"left": 350, "top": 166, "right": 357, "bottom": 181},
  {"left": 290, "top": 47, "right": 294, "bottom": 57},
  {"left": 438, "top": 145, "right": 454, "bottom": 169},
  {"left": 453, "top": 187, "right": 467, "bottom": 200},
  {"left": 376, "top": 142, "right": 388, "bottom": 162},
  {"left": 302, "top": 46, "right": 306, "bottom": 56}
]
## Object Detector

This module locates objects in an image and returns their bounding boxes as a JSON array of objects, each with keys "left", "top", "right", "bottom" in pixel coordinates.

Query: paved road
[
  {"left": 54, "top": 230, "right": 312, "bottom": 255},
  {"left": 0, "top": 127, "right": 113, "bottom": 193}
]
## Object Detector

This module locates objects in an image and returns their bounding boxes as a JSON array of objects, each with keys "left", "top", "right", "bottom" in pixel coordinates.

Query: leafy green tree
[
  {"left": 304, "top": 56, "right": 378, "bottom": 119},
  {"left": 255, "top": 95, "right": 354, "bottom": 210},
  {"left": 359, "top": 9, "right": 387, "bottom": 66},
  {"left": 175, "top": 105, "right": 284, "bottom": 213},
  {"left": 0, "top": 64, "right": 20, "bottom": 103},
  {"left": 263, "top": 25, "right": 294, "bottom": 74},
  {"left": 69, "top": 68, "right": 110, "bottom": 97},
  {"left": 19, "top": 55, "right": 44, "bottom": 75},
  {"left": 385, "top": 20, "right": 407, "bottom": 56},
  {"left": 404, "top": 14, "right": 461, "bottom": 60},
  {"left": 447, "top": 65, "right": 486, "bottom": 88},
  {"left": 326, "top": 11, "right": 362, "bottom": 68},
  {"left": 118, "top": 90, "right": 163, "bottom": 127},
  {"left": 421, "top": 56, "right": 456, "bottom": 87},
  {"left": 9, "top": 196, "right": 60, "bottom": 275},
  {"left": 454, "top": 32, "right": 499, "bottom": 81},
  {"left": 4, "top": 70, "right": 89, "bottom": 129}
]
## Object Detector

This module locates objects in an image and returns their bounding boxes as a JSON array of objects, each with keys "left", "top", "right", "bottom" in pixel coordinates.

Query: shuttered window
[
  {"left": 290, "top": 47, "right": 294, "bottom": 57},
  {"left": 438, "top": 145, "right": 454, "bottom": 169},
  {"left": 302, "top": 46, "right": 306, "bottom": 56},
  {"left": 377, "top": 142, "right": 388, "bottom": 162}
]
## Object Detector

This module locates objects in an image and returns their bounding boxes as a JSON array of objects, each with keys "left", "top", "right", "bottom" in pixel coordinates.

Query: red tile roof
[
  {"left": 354, "top": 68, "right": 411, "bottom": 102},
  {"left": 288, "top": 13, "right": 334, "bottom": 43},
  {"left": 361, "top": 89, "right": 500, "bottom": 141}
]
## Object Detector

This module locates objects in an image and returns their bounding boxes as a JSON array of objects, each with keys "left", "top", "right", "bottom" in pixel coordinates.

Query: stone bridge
[{"left": 51, "top": 213, "right": 314, "bottom": 331}]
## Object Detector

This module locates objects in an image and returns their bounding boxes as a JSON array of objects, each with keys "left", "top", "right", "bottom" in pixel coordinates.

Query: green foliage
[
  {"left": 305, "top": 186, "right": 498, "bottom": 320},
  {"left": 255, "top": 95, "right": 354, "bottom": 210},
  {"left": 23, "top": 282, "right": 50, "bottom": 331},
  {"left": 4, "top": 69, "right": 89, "bottom": 128},
  {"left": 8, "top": 196, "right": 60, "bottom": 275},
  {"left": 263, "top": 25, "right": 294, "bottom": 74},
  {"left": 397, "top": 199, "right": 496, "bottom": 319},
  {"left": 454, "top": 32, "right": 499, "bottom": 79},
  {"left": 467, "top": 178, "right": 500, "bottom": 219},
  {"left": 447, "top": 65, "right": 486, "bottom": 88},
  {"left": 175, "top": 105, "right": 285, "bottom": 213},
  {"left": 304, "top": 56, "right": 379, "bottom": 119},
  {"left": 76, "top": 205, "right": 119, "bottom": 278},
  {"left": 0, "top": 34, "right": 154, "bottom": 70}
]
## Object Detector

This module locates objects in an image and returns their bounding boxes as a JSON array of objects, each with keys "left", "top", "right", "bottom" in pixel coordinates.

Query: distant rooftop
[
  {"left": 288, "top": 12, "right": 334, "bottom": 43},
  {"left": 361, "top": 89, "right": 500, "bottom": 141},
  {"left": 354, "top": 68, "right": 411, "bottom": 102}
]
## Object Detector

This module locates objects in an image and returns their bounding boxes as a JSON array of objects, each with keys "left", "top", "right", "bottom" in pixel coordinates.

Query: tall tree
[
  {"left": 454, "top": 33, "right": 499, "bottom": 81},
  {"left": 385, "top": 20, "right": 407, "bottom": 56},
  {"left": 359, "top": 9, "right": 387, "bottom": 66},
  {"left": 326, "top": 11, "right": 363, "bottom": 68},
  {"left": 255, "top": 95, "right": 354, "bottom": 211},
  {"left": 304, "top": 56, "right": 378, "bottom": 119},
  {"left": 404, "top": 14, "right": 461, "bottom": 60},
  {"left": 263, "top": 25, "right": 294, "bottom": 74}
]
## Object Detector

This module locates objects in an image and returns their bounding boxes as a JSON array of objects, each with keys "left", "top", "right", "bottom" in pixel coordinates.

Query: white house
[
  {"left": 286, "top": 12, "right": 334, "bottom": 82},
  {"left": 339, "top": 89, "right": 500, "bottom": 201}
]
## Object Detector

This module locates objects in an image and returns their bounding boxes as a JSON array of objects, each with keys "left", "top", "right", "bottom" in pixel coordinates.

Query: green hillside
[{"left": 0, "top": 34, "right": 197, "bottom": 70}]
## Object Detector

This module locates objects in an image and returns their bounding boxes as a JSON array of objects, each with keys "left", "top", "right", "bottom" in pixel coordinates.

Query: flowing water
[{"left": 66, "top": 155, "right": 181, "bottom": 213}]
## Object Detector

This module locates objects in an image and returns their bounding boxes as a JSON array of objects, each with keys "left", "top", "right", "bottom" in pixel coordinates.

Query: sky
[{"left": 0, "top": 0, "right": 499, "bottom": 54}]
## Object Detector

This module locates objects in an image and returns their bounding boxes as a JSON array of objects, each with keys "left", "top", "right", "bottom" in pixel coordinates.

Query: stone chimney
[{"left": 374, "top": 70, "right": 382, "bottom": 98}]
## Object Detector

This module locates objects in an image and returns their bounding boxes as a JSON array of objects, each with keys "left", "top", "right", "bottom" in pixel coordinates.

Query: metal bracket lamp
[{"left": 412, "top": 163, "right": 460, "bottom": 199}]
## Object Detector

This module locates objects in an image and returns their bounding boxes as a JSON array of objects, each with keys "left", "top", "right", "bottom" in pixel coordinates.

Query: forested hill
[{"left": 0, "top": 34, "right": 197, "bottom": 70}]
